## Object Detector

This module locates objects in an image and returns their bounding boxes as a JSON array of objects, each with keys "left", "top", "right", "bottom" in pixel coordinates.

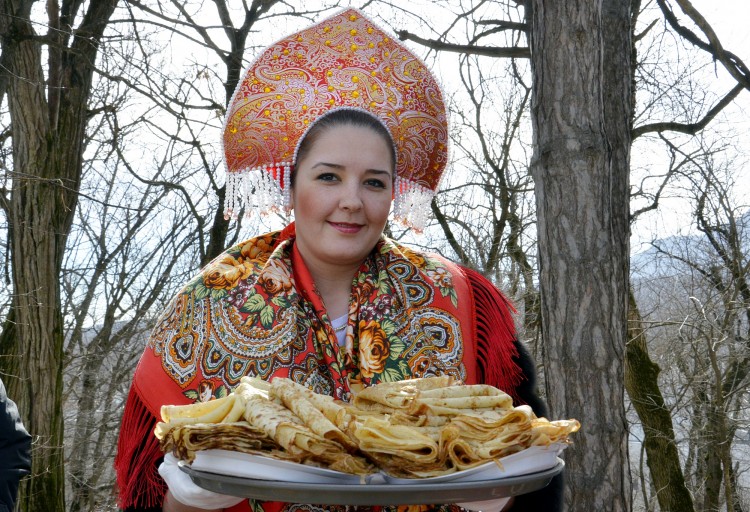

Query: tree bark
[
  {"left": 0, "top": 0, "right": 119, "bottom": 508},
  {"left": 529, "top": 0, "right": 632, "bottom": 509},
  {"left": 625, "top": 292, "right": 695, "bottom": 511}
]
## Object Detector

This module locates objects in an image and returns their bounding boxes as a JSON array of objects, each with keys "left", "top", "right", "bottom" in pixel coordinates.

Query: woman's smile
[{"left": 329, "top": 221, "right": 364, "bottom": 234}]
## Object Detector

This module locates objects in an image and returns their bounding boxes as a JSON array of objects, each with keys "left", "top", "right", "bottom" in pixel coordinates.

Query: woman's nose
[{"left": 339, "top": 185, "right": 363, "bottom": 211}]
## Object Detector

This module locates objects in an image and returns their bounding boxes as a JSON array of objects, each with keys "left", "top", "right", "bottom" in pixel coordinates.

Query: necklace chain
[{"left": 332, "top": 322, "right": 347, "bottom": 333}]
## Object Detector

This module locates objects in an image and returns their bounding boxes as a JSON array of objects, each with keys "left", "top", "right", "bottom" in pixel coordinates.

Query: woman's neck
[
  {"left": 306, "top": 261, "right": 359, "bottom": 320},
  {"left": 291, "top": 244, "right": 361, "bottom": 319}
]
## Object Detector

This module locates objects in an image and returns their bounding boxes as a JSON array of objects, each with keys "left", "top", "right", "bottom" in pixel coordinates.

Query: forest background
[{"left": 1, "top": 0, "right": 749, "bottom": 510}]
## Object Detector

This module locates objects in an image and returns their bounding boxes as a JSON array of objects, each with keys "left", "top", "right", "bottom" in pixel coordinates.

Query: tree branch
[
  {"left": 397, "top": 30, "right": 530, "bottom": 59},
  {"left": 632, "top": 83, "right": 743, "bottom": 138},
  {"left": 656, "top": 0, "right": 750, "bottom": 90},
  {"left": 431, "top": 200, "right": 472, "bottom": 267}
]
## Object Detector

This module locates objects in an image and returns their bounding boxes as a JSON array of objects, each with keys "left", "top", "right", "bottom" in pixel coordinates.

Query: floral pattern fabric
[
  {"left": 136, "top": 228, "right": 472, "bottom": 417},
  {"left": 133, "top": 229, "right": 475, "bottom": 512}
]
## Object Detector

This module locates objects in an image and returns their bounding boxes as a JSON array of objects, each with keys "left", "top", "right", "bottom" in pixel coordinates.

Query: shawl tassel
[
  {"left": 463, "top": 267, "right": 525, "bottom": 402},
  {"left": 114, "top": 383, "right": 165, "bottom": 509}
]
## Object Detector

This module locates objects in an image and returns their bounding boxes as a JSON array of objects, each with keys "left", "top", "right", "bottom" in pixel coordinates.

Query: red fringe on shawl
[
  {"left": 114, "top": 383, "right": 166, "bottom": 509},
  {"left": 463, "top": 267, "right": 526, "bottom": 404}
]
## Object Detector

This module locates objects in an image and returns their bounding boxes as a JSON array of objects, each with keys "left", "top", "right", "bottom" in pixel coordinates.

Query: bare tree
[
  {"left": 395, "top": 0, "right": 750, "bottom": 509},
  {"left": 0, "top": 0, "right": 120, "bottom": 507},
  {"left": 58, "top": 2, "right": 343, "bottom": 507},
  {"left": 528, "top": 1, "right": 633, "bottom": 508},
  {"left": 120, "top": 0, "right": 341, "bottom": 265},
  {"left": 62, "top": 101, "right": 204, "bottom": 509},
  {"left": 626, "top": 291, "right": 695, "bottom": 511},
  {"left": 655, "top": 147, "right": 749, "bottom": 511}
]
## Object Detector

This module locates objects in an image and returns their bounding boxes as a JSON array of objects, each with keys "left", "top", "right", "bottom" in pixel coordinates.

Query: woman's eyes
[
  {"left": 364, "top": 178, "right": 387, "bottom": 189},
  {"left": 316, "top": 172, "right": 339, "bottom": 182},
  {"left": 315, "top": 173, "right": 387, "bottom": 189}
]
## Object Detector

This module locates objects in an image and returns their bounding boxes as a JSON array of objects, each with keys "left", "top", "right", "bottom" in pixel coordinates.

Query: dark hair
[{"left": 293, "top": 109, "right": 396, "bottom": 185}]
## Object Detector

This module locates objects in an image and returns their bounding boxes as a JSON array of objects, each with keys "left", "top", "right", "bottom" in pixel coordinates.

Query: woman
[{"left": 115, "top": 9, "right": 561, "bottom": 512}]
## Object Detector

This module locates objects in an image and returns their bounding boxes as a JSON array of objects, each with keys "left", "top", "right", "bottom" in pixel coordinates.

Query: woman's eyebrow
[
  {"left": 366, "top": 169, "right": 393, "bottom": 179},
  {"left": 311, "top": 161, "right": 344, "bottom": 170},
  {"left": 311, "top": 163, "right": 392, "bottom": 176}
]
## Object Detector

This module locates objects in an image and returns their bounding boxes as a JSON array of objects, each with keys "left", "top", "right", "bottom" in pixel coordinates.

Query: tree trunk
[
  {"left": 528, "top": 0, "right": 632, "bottom": 509},
  {"left": 0, "top": 0, "right": 119, "bottom": 508},
  {"left": 2, "top": 10, "right": 67, "bottom": 507},
  {"left": 68, "top": 363, "right": 104, "bottom": 512},
  {"left": 701, "top": 401, "right": 723, "bottom": 511},
  {"left": 625, "top": 292, "right": 695, "bottom": 511},
  {"left": 201, "top": 0, "right": 274, "bottom": 266}
]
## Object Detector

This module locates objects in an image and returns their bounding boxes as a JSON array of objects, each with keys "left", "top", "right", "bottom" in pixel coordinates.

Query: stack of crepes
[{"left": 155, "top": 376, "right": 580, "bottom": 479}]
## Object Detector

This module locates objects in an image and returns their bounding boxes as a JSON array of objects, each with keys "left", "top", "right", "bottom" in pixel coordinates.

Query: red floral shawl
[{"left": 115, "top": 225, "right": 521, "bottom": 511}]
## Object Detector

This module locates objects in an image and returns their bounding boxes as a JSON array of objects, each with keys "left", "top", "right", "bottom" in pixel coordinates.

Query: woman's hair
[{"left": 293, "top": 108, "right": 396, "bottom": 185}]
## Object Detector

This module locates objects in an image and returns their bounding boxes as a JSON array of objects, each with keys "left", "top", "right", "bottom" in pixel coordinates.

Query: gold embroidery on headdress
[{"left": 222, "top": 8, "right": 449, "bottom": 231}]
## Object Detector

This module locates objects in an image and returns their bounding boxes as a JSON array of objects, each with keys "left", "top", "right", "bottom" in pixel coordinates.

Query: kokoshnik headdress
[{"left": 222, "top": 8, "right": 449, "bottom": 231}]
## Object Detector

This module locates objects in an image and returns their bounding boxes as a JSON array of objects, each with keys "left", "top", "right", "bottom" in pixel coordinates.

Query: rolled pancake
[
  {"left": 160, "top": 394, "right": 238, "bottom": 425},
  {"left": 353, "top": 376, "right": 458, "bottom": 411},
  {"left": 270, "top": 379, "right": 357, "bottom": 452}
]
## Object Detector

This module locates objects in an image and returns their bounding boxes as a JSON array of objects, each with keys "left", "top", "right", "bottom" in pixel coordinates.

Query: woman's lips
[{"left": 329, "top": 221, "right": 363, "bottom": 234}]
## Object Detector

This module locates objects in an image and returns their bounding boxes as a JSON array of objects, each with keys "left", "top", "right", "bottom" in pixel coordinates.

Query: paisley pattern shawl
[
  {"left": 133, "top": 227, "right": 475, "bottom": 420},
  {"left": 114, "top": 227, "right": 530, "bottom": 512}
]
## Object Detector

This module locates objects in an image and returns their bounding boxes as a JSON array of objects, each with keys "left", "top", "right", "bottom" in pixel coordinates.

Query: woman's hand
[{"left": 158, "top": 453, "right": 244, "bottom": 511}]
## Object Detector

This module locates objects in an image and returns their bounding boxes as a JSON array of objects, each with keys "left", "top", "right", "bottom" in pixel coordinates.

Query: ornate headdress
[{"left": 222, "top": 8, "right": 448, "bottom": 231}]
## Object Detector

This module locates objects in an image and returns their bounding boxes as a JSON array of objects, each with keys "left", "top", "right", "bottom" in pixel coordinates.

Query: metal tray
[{"left": 180, "top": 459, "right": 564, "bottom": 505}]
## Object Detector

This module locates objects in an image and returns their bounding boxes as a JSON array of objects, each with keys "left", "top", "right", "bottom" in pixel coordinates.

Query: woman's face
[{"left": 292, "top": 123, "right": 394, "bottom": 271}]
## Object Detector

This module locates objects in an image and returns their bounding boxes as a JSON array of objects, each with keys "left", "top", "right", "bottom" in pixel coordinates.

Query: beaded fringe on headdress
[
  {"left": 224, "top": 163, "right": 292, "bottom": 219},
  {"left": 392, "top": 176, "right": 436, "bottom": 231}
]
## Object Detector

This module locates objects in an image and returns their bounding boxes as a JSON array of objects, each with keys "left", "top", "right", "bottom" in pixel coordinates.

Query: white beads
[
  {"left": 282, "top": 164, "right": 292, "bottom": 212},
  {"left": 393, "top": 176, "right": 434, "bottom": 233},
  {"left": 223, "top": 164, "right": 293, "bottom": 220}
]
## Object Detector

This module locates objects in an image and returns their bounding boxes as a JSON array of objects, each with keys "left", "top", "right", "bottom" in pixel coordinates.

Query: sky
[
  {"left": 628, "top": 0, "right": 750, "bottom": 252},
  {"left": 162, "top": 0, "right": 750, "bottom": 250},
  {"left": 691, "top": 0, "right": 749, "bottom": 55}
]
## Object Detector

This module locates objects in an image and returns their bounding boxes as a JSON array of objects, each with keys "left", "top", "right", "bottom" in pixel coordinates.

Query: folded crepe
[
  {"left": 350, "top": 416, "right": 440, "bottom": 464},
  {"left": 529, "top": 418, "right": 581, "bottom": 446},
  {"left": 154, "top": 375, "right": 580, "bottom": 479},
  {"left": 448, "top": 405, "right": 535, "bottom": 441},
  {"left": 159, "top": 421, "right": 289, "bottom": 463}
]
